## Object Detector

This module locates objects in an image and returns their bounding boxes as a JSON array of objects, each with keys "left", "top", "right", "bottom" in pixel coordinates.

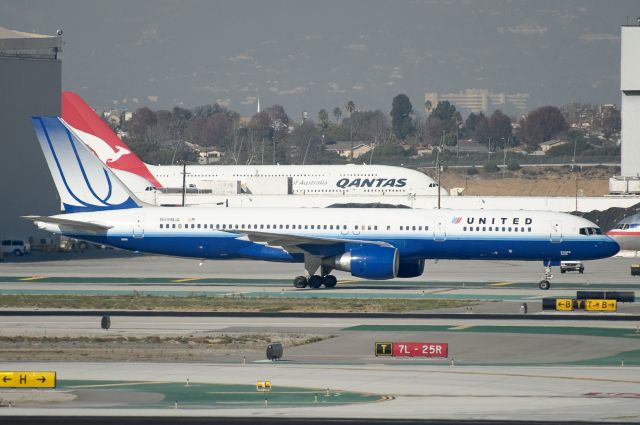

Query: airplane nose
[{"left": 604, "top": 236, "right": 620, "bottom": 257}]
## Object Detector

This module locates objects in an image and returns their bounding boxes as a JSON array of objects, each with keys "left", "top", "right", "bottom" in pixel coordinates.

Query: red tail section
[{"left": 61, "top": 91, "right": 162, "bottom": 188}]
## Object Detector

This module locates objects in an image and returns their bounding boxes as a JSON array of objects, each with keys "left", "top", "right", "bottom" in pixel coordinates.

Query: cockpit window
[{"left": 579, "top": 227, "right": 602, "bottom": 235}]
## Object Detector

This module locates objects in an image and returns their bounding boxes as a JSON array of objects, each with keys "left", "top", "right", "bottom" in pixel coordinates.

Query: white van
[{"left": 1, "top": 240, "right": 31, "bottom": 256}]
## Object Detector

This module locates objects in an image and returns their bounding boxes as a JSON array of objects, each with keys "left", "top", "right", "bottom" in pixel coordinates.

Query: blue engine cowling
[
  {"left": 397, "top": 259, "right": 425, "bottom": 278},
  {"left": 328, "top": 245, "right": 399, "bottom": 279}
]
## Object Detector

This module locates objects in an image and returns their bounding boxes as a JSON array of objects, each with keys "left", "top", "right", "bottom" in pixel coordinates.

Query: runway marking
[
  {"left": 64, "top": 381, "right": 169, "bottom": 389},
  {"left": 172, "top": 278, "right": 203, "bottom": 283},
  {"left": 450, "top": 325, "right": 474, "bottom": 330},
  {"left": 426, "top": 288, "right": 455, "bottom": 294},
  {"left": 337, "top": 280, "right": 359, "bottom": 285},
  {"left": 490, "top": 282, "right": 514, "bottom": 286},
  {"left": 18, "top": 276, "right": 47, "bottom": 281}
]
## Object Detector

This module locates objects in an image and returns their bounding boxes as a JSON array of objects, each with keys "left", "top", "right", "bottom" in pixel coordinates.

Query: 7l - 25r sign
[{"left": 375, "top": 342, "right": 448, "bottom": 358}]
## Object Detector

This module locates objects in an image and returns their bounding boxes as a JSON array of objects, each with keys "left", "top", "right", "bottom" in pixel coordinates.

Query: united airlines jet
[
  {"left": 62, "top": 92, "right": 443, "bottom": 200},
  {"left": 26, "top": 117, "right": 619, "bottom": 290}
]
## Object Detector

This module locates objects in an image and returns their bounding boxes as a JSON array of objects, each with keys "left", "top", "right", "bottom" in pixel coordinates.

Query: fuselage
[
  {"left": 40, "top": 207, "right": 619, "bottom": 264},
  {"left": 607, "top": 213, "right": 640, "bottom": 251},
  {"left": 145, "top": 164, "right": 443, "bottom": 196}
]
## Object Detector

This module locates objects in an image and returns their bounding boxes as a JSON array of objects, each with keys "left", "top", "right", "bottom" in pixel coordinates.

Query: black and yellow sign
[
  {"left": 0, "top": 371, "right": 56, "bottom": 388},
  {"left": 585, "top": 299, "right": 617, "bottom": 312},
  {"left": 555, "top": 299, "right": 574, "bottom": 311},
  {"left": 256, "top": 380, "right": 272, "bottom": 392},
  {"left": 375, "top": 342, "right": 393, "bottom": 357}
]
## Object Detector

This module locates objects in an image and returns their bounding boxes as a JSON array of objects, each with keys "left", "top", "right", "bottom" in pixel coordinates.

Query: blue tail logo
[{"left": 32, "top": 117, "right": 140, "bottom": 213}]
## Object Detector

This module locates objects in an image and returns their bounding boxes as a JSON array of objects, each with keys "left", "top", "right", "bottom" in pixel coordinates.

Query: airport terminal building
[{"left": 0, "top": 26, "right": 61, "bottom": 241}]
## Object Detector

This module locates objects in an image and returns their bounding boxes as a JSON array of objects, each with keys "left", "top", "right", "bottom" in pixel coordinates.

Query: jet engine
[
  {"left": 397, "top": 259, "right": 425, "bottom": 278},
  {"left": 324, "top": 245, "right": 399, "bottom": 279}
]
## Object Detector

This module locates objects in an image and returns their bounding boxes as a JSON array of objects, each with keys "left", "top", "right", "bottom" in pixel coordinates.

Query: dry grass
[{"left": 0, "top": 294, "right": 475, "bottom": 312}]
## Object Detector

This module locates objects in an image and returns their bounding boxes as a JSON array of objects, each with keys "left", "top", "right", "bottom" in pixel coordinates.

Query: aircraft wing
[
  {"left": 229, "top": 230, "right": 393, "bottom": 256},
  {"left": 23, "top": 215, "right": 112, "bottom": 233}
]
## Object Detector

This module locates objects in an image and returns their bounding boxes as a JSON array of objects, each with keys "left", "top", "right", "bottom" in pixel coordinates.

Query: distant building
[
  {"left": 539, "top": 139, "right": 568, "bottom": 153},
  {"left": 326, "top": 141, "right": 372, "bottom": 159},
  {"left": 425, "top": 89, "right": 529, "bottom": 114},
  {"left": 198, "top": 149, "right": 223, "bottom": 164}
]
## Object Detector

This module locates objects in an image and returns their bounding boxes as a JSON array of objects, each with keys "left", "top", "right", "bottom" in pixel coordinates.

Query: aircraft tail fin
[
  {"left": 61, "top": 91, "right": 162, "bottom": 188},
  {"left": 32, "top": 116, "right": 146, "bottom": 213}
]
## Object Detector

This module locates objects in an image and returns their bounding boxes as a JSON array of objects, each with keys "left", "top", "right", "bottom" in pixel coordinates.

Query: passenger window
[
  {"left": 197, "top": 224, "right": 201, "bottom": 229},
  {"left": 260, "top": 224, "right": 264, "bottom": 229},
  {"left": 400, "top": 226, "right": 403, "bottom": 231},
  {"left": 160, "top": 224, "right": 163, "bottom": 229},
  {"left": 172, "top": 224, "right": 176, "bottom": 229},
  {"left": 178, "top": 224, "right": 182, "bottom": 229}
]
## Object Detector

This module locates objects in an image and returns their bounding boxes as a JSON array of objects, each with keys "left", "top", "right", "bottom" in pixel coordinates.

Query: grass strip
[{"left": 0, "top": 294, "right": 474, "bottom": 312}]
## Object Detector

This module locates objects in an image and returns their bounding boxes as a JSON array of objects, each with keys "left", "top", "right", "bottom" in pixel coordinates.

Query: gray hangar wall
[{"left": 0, "top": 55, "right": 61, "bottom": 240}]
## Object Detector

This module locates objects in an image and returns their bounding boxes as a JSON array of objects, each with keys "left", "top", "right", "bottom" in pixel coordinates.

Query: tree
[
  {"left": 430, "top": 101, "right": 457, "bottom": 122},
  {"left": 518, "top": 106, "right": 568, "bottom": 151},
  {"left": 424, "top": 101, "right": 459, "bottom": 146},
  {"left": 488, "top": 110, "right": 512, "bottom": 149},
  {"left": 473, "top": 115, "right": 491, "bottom": 145},
  {"left": 318, "top": 109, "right": 330, "bottom": 132},
  {"left": 465, "top": 112, "right": 485, "bottom": 136},
  {"left": 390, "top": 93, "right": 415, "bottom": 141},
  {"left": 345, "top": 101, "right": 356, "bottom": 116},
  {"left": 333, "top": 107, "right": 342, "bottom": 123}
]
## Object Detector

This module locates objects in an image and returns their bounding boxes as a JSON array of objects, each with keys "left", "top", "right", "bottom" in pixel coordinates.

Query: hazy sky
[{"left": 2, "top": 0, "right": 638, "bottom": 119}]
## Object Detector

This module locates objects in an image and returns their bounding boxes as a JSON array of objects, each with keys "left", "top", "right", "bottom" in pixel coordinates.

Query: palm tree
[
  {"left": 346, "top": 101, "right": 356, "bottom": 116},
  {"left": 333, "top": 107, "right": 342, "bottom": 123}
]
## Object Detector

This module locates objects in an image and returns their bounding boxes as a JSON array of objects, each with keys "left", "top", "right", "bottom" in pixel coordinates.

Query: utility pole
[
  {"left": 436, "top": 149, "right": 442, "bottom": 209},
  {"left": 181, "top": 161, "right": 188, "bottom": 207}
]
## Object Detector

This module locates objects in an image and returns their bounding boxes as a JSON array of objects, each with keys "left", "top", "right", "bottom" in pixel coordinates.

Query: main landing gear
[
  {"left": 292, "top": 274, "right": 338, "bottom": 289},
  {"left": 538, "top": 264, "right": 553, "bottom": 290}
]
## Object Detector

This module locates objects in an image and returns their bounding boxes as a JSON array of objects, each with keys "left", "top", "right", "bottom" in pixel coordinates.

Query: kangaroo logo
[{"left": 72, "top": 127, "right": 131, "bottom": 164}]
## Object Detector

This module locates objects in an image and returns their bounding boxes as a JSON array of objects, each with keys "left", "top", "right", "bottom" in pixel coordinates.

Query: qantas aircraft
[
  {"left": 26, "top": 117, "right": 619, "bottom": 290},
  {"left": 62, "top": 92, "right": 444, "bottom": 200}
]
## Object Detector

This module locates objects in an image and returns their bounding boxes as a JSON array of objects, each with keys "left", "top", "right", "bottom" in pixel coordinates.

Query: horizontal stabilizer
[{"left": 22, "top": 215, "right": 112, "bottom": 233}]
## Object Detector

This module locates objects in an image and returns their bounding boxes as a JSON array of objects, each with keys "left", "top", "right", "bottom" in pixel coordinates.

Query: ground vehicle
[
  {"left": 1, "top": 239, "right": 31, "bottom": 256},
  {"left": 560, "top": 261, "right": 584, "bottom": 274}
]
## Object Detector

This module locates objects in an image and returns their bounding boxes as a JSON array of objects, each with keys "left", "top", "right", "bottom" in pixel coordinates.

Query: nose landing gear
[{"left": 539, "top": 265, "right": 553, "bottom": 290}]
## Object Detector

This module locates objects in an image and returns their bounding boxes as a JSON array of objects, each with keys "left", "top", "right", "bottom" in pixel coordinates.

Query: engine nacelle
[
  {"left": 397, "top": 259, "right": 425, "bottom": 278},
  {"left": 324, "top": 245, "right": 399, "bottom": 280}
]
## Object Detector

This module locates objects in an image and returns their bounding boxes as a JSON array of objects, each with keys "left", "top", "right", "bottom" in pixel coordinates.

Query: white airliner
[
  {"left": 26, "top": 117, "right": 619, "bottom": 290},
  {"left": 607, "top": 213, "right": 640, "bottom": 251},
  {"left": 62, "top": 92, "right": 444, "bottom": 201}
]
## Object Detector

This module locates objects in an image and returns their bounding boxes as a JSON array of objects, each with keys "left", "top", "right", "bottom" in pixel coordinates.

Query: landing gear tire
[
  {"left": 323, "top": 275, "right": 337, "bottom": 288},
  {"left": 293, "top": 276, "right": 308, "bottom": 288},
  {"left": 539, "top": 280, "right": 551, "bottom": 290},
  {"left": 308, "top": 275, "right": 323, "bottom": 289}
]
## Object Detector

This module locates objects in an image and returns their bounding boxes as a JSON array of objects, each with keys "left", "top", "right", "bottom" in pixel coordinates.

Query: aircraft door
[
  {"left": 550, "top": 222, "right": 562, "bottom": 243},
  {"left": 433, "top": 217, "right": 446, "bottom": 242},
  {"left": 133, "top": 219, "right": 144, "bottom": 239}
]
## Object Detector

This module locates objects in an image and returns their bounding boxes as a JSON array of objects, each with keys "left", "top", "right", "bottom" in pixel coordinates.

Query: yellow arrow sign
[{"left": 0, "top": 371, "right": 56, "bottom": 388}]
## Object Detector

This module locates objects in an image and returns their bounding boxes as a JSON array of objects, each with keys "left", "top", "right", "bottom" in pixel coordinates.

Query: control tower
[{"left": 610, "top": 24, "right": 640, "bottom": 193}]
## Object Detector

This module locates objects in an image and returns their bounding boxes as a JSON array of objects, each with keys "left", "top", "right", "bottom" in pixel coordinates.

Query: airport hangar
[{"left": 0, "top": 26, "right": 61, "bottom": 241}]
